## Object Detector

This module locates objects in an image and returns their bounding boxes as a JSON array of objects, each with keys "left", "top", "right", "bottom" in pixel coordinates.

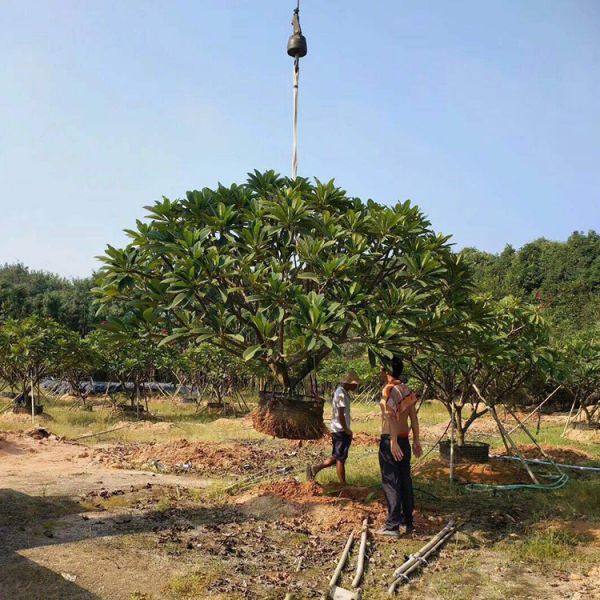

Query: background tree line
[
  {"left": 3, "top": 230, "right": 598, "bottom": 337},
  {"left": 1, "top": 227, "right": 597, "bottom": 438},
  {"left": 462, "top": 230, "right": 600, "bottom": 336}
]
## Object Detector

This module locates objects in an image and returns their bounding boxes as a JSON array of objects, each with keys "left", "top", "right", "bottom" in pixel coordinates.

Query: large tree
[
  {"left": 407, "top": 296, "right": 555, "bottom": 445},
  {"left": 94, "top": 171, "right": 475, "bottom": 437}
]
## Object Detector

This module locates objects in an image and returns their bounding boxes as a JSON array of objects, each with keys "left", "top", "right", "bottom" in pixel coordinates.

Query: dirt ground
[
  {"left": 0, "top": 432, "right": 210, "bottom": 497},
  {"left": 1, "top": 406, "right": 599, "bottom": 600},
  {"left": 92, "top": 438, "right": 284, "bottom": 476}
]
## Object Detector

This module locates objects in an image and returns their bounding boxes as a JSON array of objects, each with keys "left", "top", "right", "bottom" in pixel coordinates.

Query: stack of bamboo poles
[
  {"left": 387, "top": 520, "right": 457, "bottom": 594},
  {"left": 324, "top": 518, "right": 369, "bottom": 600}
]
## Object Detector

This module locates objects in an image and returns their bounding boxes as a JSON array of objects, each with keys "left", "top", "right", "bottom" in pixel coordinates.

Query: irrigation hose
[{"left": 465, "top": 472, "right": 569, "bottom": 492}]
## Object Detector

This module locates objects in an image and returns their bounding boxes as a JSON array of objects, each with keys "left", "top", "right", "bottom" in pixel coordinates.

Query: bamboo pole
[
  {"left": 449, "top": 401, "right": 456, "bottom": 481},
  {"left": 562, "top": 396, "right": 578, "bottom": 437},
  {"left": 71, "top": 424, "right": 130, "bottom": 441},
  {"left": 506, "top": 385, "right": 562, "bottom": 435},
  {"left": 390, "top": 520, "right": 455, "bottom": 580},
  {"left": 489, "top": 404, "right": 539, "bottom": 484},
  {"left": 388, "top": 521, "right": 456, "bottom": 593},
  {"left": 328, "top": 531, "right": 355, "bottom": 592},
  {"left": 351, "top": 519, "right": 369, "bottom": 589},
  {"left": 496, "top": 456, "right": 600, "bottom": 473},
  {"left": 504, "top": 405, "right": 563, "bottom": 476},
  {"left": 135, "top": 382, "right": 140, "bottom": 419},
  {"left": 388, "top": 529, "right": 456, "bottom": 594},
  {"left": 30, "top": 374, "right": 35, "bottom": 424},
  {"left": 472, "top": 384, "right": 539, "bottom": 485}
]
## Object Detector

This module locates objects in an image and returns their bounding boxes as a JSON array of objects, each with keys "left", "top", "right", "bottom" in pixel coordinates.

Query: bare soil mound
[
  {"left": 513, "top": 444, "right": 594, "bottom": 464},
  {"left": 93, "top": 439, "right": 279, "bottom": 475},
  {"left": 238, "top": 478, "right": 444, "bottom": 535},
  {"left": 257, "top": 479, "right": 327, "bottom": 502},
  {"left": 417, "top": 457, "right": 532, "bottom": 485},
  {"left": 239, "top": 479, "right": 377, "bottom": 532}
]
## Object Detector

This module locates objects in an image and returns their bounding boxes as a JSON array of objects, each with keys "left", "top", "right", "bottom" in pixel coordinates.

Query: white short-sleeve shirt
[{"left": 330, "top": 385, "right": 351, "bottom": 433}]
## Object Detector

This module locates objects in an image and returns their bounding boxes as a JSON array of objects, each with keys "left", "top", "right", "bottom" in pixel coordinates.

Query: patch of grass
[
  {"left": 168, "top": 567, "right": 221, "bottom": 598},
  {"left": 506, "top": 529, "right": 585, "bottom": 567}
]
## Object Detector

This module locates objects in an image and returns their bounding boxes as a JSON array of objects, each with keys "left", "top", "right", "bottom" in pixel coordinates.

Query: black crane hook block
[{"left": 287, "top": 5, "right": 307, "bottom": 58}]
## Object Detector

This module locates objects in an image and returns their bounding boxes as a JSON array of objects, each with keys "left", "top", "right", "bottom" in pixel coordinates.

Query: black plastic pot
[{"left": 439, "top": 440, "right": 490, "bottom": 463}]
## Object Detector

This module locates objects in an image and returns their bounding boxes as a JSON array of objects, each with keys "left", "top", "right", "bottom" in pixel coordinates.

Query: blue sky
[{"left": 1, "top": 1, "right": 599, "bottom": 278}]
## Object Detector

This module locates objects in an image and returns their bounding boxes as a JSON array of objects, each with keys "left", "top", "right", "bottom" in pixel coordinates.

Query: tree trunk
[{"left": 454, "top": 404, "right": 465, "bottom": 446}]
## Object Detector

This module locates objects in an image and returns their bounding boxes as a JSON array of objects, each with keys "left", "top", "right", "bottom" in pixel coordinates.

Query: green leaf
[{"left": 242, "top": 345, "right": 263, "bottom": 361}]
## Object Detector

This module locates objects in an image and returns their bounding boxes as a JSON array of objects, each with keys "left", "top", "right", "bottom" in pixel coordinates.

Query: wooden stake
[
  {"left": 329, "top": 531, "right": 355, "bottom": 590},
  {"left": 351, "top": 519, "right": 369, "bottom": 589},
  {"left": 72, "top": 424, "right": 129, "bottom": 441},
  {"left": 388, "top": 520, "right": 457, "bottom": 593},
  {"left": 504, "top": 405, "right": 563, "bottom": 477},
  {"left": 562, "top": 396, "right": 578, "bottom": 437},
  {"left": 472, "top": 384, "right": 539, "bottom": 485},
  {"left": 449, "top": 401, "right": 456, "bottom": 481},
  {"left": 506, "top": 386, "right": 561, "bottom": 435},
  {"left": 30, "top": 375, "right": 35, "bottom": 424}
]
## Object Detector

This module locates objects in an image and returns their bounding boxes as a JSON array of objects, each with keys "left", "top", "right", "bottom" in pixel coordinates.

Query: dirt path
[
  {"left": 0, "top": 432, "right": 212, "bottom": 600},
  {"left": 1, "top": 431, "right": 598, "bottom": 599},
  {"left": 0, "top": 432, "right": 210, "bottom": 496}
]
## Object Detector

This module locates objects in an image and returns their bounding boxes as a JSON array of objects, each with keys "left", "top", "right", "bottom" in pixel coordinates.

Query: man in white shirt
[{"left": 306, "top": 371, "right": 360, "bottom": 484}]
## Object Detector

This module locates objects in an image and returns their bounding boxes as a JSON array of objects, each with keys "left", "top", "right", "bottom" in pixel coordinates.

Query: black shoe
[{"left": 405, "top": 523, "right": 415, "bottom": 535}]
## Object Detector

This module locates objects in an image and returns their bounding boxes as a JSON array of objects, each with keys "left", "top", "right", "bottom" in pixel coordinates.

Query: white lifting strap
[{"left": 292, "top": 57, "right": 300, "bottom": 180}]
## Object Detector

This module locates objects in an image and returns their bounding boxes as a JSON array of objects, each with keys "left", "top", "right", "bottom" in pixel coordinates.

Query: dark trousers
[{"left": 379, "top": 435, "right": 414, "bottom": 529}]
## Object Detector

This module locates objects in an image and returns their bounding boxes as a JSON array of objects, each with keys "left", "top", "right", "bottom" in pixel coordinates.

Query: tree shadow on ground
[
  {"left": 0, "top": 488, "right": 249, "bottom": 600},
  {"left": 0, "top": 553, "right": 100, "bottom": 600}
]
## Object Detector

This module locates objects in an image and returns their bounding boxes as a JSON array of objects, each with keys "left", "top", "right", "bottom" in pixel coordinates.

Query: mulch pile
[{"left": 93, "top": 439, "right": 279, "bottom": 475}]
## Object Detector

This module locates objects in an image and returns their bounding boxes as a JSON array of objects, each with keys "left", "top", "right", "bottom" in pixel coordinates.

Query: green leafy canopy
[{"left": 94, "top": 170, "right": 475, "bottom": 390}]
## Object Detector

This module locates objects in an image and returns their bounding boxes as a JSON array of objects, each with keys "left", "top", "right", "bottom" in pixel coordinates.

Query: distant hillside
[{"left": 462, "top": 231, "right": 600, "bottom": 335}]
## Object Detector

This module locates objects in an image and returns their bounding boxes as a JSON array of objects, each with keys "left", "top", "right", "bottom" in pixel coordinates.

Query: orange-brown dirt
[
  {"left": 417, "top": 457, "right": 533, "bottom": 485},
  {"left": 510, "top": 444, "right": 595, "bottom": 464},
  {"left": 93, "top": 438, "right": 280, "bottom": 475},
  {"left": 237, "top": 478, "right": 447, "bottom": 536}
]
